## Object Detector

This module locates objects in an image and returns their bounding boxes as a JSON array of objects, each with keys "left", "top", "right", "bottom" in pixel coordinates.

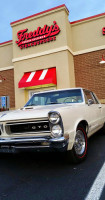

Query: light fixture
[
  {"left": 0, "top": 75, "right": 6, "bottom": 82},
  {"left": 99, "top": 55, "right": 105, "bottom": 64}
]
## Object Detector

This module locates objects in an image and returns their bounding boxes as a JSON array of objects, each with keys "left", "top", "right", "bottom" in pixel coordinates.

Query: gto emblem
[
  {"left": 43, "top": 125, "right": 48, "bottom": 129},
  {"left": 31, "top": 125, "right": 48, "bottom": 130},
  {"left": 32, "top": 126, "right": 36, "bottom": 130},
  {"left": 38, "top": 126, "right": 41, "bottom": 128}
]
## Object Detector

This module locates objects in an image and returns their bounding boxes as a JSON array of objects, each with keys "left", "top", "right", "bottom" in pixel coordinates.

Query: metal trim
[
  {"left": 6, "top": 131, "right": 50, "bottom": 135},
  {"left": 6, "top": 120, "right": 49, "bottom": 125},
  {"left": 0, "top": 136, "right": 66, "bottom": 144}
]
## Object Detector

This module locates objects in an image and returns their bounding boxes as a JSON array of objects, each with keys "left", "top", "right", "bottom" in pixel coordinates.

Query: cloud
[
  {"left": 0, "top": 0, "right": 105, "bottom": 42},
  {"left": 69, "top": 0, "right": 105, "bottom": 21}
]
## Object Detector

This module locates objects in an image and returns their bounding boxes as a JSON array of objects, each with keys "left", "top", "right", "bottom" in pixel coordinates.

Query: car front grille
[{"left": 5, "top": 120, "right": 50, "bottom": 135}]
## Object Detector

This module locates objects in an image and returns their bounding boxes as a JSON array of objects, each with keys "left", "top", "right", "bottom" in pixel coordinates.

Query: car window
[
  {"left": 25, "top": 89, "right": 83, "bottom": 106},
  {"left": 92, "top": 93, "right": 99, "bottom": 104},
  {"left": 84, "top": 90, "right": 95, "bottom": 104}
]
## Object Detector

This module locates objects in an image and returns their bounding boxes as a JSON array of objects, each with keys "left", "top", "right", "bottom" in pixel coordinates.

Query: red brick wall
[
  {"left": 74, "top": 49, "right": 105, "bottom": 99},
  {"left": 0, "top": 69, "right": 15, "bottom": 108}
]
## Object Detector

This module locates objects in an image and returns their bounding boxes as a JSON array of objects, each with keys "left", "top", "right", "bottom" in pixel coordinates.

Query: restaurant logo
[
  {"left": 15, "top": 21, "right": 60, "bottom": 49},
  {"left": 102, "top": 27, "right": 105, "bottom": 35}
]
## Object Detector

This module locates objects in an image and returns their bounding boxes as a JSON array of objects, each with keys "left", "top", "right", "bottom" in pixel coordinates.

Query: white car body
[{"left": 0, "top": 88, "right": 104, "bottom": 162}]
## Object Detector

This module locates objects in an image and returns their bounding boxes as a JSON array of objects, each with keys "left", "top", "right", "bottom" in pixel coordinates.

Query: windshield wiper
[
  {"left": 47, "top": 102, "right": 60, "bottom": 105},
  {"left": 25, "top": 104, "right": 37, "bottom": 107}
]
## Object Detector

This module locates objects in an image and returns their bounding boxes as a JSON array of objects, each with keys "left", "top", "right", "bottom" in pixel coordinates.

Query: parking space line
[{"left": 85, "top": 162, "right": 105, "bottom": 200}]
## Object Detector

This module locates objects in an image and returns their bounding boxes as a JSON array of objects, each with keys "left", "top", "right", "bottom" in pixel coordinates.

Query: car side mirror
[{"left": 88, "top": 99, "right": 94, "bottom": 106}]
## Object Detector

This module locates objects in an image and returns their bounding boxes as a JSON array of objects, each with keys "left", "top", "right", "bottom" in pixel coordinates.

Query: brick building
[{"left": 0, "top": 4, "right": 105, "bottom": 109}]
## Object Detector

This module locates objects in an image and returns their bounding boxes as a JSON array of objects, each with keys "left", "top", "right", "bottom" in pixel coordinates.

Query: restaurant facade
[{"left": 0, "top": 4, "right": 105, "bottom": 109}]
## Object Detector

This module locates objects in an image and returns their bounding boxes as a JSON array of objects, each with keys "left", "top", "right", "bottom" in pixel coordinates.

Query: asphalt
[{"left": 0, "top": 130, "right": 105, "bottom": 200}]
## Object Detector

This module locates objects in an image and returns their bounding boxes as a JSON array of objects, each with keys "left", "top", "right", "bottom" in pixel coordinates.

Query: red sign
[
  {"left": 16, "top": 21, "right": 60, "bottom": 49},
  {"left": 102, "top": 27, "right": 105, "bottom": 35}
]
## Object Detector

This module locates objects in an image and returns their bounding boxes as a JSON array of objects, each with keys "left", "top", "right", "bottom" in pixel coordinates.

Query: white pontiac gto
[{"left": 0, "top": 88, "right": 105, "bottom": 163}]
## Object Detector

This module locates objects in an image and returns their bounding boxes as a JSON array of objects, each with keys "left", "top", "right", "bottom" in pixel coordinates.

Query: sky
[{"left": 0, "top": 0, "right": 105, "bottom": 43}]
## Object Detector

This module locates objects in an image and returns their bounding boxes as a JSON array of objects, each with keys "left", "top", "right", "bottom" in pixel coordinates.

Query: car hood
[{"left": 0, "top": 104, "right": 74, "bottom": 122}]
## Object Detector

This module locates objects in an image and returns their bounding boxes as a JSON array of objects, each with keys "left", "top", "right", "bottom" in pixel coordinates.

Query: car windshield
[{"left": 25, "top": 89, "right": 83, "bottom": 107}]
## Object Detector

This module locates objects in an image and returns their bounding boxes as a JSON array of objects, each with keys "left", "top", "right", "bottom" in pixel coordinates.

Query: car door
[
  {"left": 83, "top": 90, "right": 102, "bottom": 135},
  {"left": 92, "top": 92, "right": 104, "bottom": 126}
]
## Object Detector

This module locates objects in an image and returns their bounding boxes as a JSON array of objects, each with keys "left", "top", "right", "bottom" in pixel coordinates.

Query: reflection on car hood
[{"left": 0, "top": 104, "right": 75, "bottom": 122}]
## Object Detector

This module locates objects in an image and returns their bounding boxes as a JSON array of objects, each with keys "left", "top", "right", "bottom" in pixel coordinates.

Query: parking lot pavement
[
  {"left": 0, "top": 130, "right": 105, "bottom": 200},
  {"left": 85, "top": 161, "right": 105, "bottom": 200}
]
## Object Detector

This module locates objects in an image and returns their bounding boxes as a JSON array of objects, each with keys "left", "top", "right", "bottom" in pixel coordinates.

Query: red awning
[{"left": 18, "top": 67, "right": 57, "bottom": 89}]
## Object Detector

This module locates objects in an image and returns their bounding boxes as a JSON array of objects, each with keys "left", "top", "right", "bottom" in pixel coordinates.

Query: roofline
[
  {"left": 70, "top": 12, "right": 105, "bottom": 25},
  {"left": 0, "top": 40, "right": 12, "bottom": 46},
  {"left": 10, "top": 4, "right": 69, "bottom": 26}
]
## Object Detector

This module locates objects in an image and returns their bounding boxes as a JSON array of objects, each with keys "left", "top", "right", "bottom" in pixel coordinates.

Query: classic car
[{"left": 0, "top": 88, "right": 105, "bottom": 163}]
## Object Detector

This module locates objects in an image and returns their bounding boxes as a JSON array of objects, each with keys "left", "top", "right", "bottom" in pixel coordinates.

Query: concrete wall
[
  {"left": 14, "top": 50, "right": 74, "bottom": 108},
  {"left": 11, "top": 5, "right": 75, "bottom": 108},
  {"left": 71, "top": 16, "right": 105, "bottom": 52},
  {"left": 0, "top": 42, "right": 13, "bottom": 68}
]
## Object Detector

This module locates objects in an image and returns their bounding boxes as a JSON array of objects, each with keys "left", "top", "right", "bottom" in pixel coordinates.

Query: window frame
[{"left": 83, "top": 89, "right": 99, "bottom": 105}]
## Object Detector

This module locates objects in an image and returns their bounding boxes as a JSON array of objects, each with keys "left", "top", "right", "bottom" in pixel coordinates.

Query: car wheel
[
  {"left": 67, "top": 125, "right": 88, "bottom": 163},
  {"left": 102, "top": 123, "right": 105, "bottom": 133}
]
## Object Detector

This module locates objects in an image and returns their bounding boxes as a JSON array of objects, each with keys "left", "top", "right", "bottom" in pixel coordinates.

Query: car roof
[{"left": 32, "top": 88, "right": 84, "bottom": 95}]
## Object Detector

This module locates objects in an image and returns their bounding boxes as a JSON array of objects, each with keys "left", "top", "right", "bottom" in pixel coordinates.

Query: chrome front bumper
[{"left": 0, "top": 135, "right": 69, "bottom": 152}]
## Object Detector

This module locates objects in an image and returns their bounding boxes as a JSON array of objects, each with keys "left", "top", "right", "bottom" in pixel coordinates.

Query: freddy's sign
[
  {"left": 102, "top": 27, "right": 105, "bottom": 35},
  {"left": 16, "top": 21, "right": 60, "bottom": 49}
]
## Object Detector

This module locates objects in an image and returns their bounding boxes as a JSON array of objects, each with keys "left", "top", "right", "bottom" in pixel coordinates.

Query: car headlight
[
  {"left": 48, "top": 112, "right": 60, "bottom": 124},
  {"left": 51, "top": 125, "right": 62, "bottom": 138},
  {"left": 0, "top": 124, "right": 3, "bottom": 134}
]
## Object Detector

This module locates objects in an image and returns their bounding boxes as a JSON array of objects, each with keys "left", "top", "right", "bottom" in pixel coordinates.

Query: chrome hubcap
[{"left": 74, "top": 130, "right": 86, "bottom": 155}]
